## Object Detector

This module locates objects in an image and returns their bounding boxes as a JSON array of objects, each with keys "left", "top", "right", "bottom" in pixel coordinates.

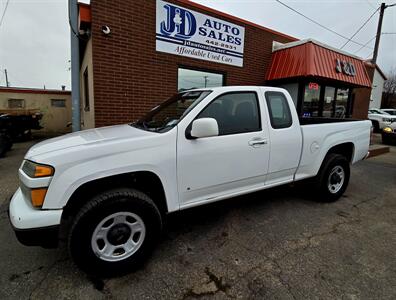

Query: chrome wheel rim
[
  {"left": 327, "top": 166, "right": 345, "bottom": 194},
  {"left": 91, "top": 212, "right": 146, "bottom": 262}
]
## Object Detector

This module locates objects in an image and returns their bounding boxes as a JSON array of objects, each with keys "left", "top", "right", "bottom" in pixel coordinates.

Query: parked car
[
  {"left": 0, "top": 111, "right": 43, "bottom": 157},
  {"left": 9, "top": 86, "right": 371, "bottom": 275},
  {"left": 381, "top": 108, "right": 396, "bottom": 116},
  {"left": 368, "top": 108, "right": 396, "bottom": 132},
  {"left": 382, "top": 126, "right": 396, "bottom": 145}
]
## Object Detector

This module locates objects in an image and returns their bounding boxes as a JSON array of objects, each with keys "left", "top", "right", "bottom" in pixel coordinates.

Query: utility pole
[
  {"left": 70, "top": 0, "right": 81, "bottom": 131},
  {"left": 4, "top": 69, "right": 9, "bottom": 87},
  {"left": 372, "top": 3, "right": 385, "bottom": 64},
  {"left": 372, "top": 2, "right": 396, "bottom": 64},
  {"left": 204, "top": 76, "right": 208, "bottom": 88}
]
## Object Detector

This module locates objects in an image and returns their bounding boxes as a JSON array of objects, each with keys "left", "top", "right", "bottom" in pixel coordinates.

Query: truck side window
[
  {"left": 197, "top": 92, "right": 261, "bottom": 135},
  {"left": 265, "top": 92, "right": 292, "bottom": 129}
]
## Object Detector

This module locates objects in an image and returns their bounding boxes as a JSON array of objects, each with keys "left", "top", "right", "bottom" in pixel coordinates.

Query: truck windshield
[{"left": 132, "top": 90, "right": 211, "bottom": 133}]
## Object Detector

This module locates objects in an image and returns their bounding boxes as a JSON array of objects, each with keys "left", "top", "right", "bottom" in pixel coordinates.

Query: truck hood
[{"left": 26, "top": 124, "right": 154, "bottom": 159}]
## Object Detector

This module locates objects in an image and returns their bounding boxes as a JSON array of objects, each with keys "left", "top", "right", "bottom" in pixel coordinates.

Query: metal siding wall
[{"left": 266, "top": 42, "right": 372, "bottom": 88}]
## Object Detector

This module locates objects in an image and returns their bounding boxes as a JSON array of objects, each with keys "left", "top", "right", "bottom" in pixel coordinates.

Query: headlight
[
  {"left": 383, "top": 127, "right": 393, "bottom": 133},
  {"left": 22, "top": 160, "right": 54, "bottom": 178},
  {"left": 382, "top": 118, "right": 392, "bottom": 122}
]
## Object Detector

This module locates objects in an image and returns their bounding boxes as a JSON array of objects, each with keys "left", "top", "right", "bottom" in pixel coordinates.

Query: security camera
[{"left": 101, "top": 25, "right": 111, "bottom": 35}]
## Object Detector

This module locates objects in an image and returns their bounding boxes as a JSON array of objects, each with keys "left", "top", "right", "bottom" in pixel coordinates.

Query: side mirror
[{"left": 190, "top": 118, "right": 219, "bottom": 138}]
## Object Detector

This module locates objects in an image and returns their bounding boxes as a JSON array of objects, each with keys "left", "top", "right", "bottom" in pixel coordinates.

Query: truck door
[
  {"left": 177, "top": 90, "right": 270, "bottom": 207},
  {"left": 263, "top": 90, "right": 302, "bottom": 185}
]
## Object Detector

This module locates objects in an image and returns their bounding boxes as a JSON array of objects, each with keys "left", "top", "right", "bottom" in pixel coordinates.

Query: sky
[{"left": 0, "top": 0, "right": 395, "bottom": 90}]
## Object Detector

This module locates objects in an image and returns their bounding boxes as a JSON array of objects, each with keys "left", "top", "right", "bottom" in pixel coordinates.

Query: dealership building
[{"left": 77, "top": 0, "right": 375, "bottom": 129}]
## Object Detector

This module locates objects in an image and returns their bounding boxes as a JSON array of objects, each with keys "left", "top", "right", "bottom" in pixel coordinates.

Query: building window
[
  {"left": 8, "top": 99, "right": 25, "bottom": 108},
  {"left": 197, "top": 92, "right": 260, "bottom": 135},
  {"left": 335, "top": 88, "right": 349, "bottom": 118},
  {"left": 302, "top": 82, "right": 321, "bottom": 117},
  {"left": 51, "top": 99, "right": 66, "bottom": 107},
  {"left": 83, "top": 67, "right": 90, "bottom": 111},
  {"left": 178, "top": 67, "right": 224, "bottom": 92},
  {"left": 323, "top": 86, "right": 336, "bottom": 117},
  {"left": 265, "top": 92, "right": 292, "bottom": 129}
]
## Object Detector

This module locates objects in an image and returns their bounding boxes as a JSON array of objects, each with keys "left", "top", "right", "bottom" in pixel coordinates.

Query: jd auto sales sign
[{"left": 156, "top": 0, "right": 245, "bottom": 67}]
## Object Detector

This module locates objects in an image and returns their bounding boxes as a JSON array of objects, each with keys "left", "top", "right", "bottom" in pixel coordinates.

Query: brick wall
[
  {"left": 90, "top": 0, "right": 295, "bottom": 127},
  {"left": 352, "top": 64, "right": 374, "bottom": 119}
]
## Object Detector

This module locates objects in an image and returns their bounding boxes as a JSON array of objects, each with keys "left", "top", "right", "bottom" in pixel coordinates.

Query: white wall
[{"left": 369, "top": 69, "right": 385, "bottom": 109}]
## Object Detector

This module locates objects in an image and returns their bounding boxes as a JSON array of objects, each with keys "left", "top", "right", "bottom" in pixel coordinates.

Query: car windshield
[
  {"left": 384, "top": 110, "right": 396, "bottom": 115},
  {"left": 370, "top": 109, "right": 389, "bottom": 115},
  {"left": 379, "top": 109, "right": 391, "bottom": 115},
  {"left": 132, "top": 90, "right": 212, "bottom": 132}
]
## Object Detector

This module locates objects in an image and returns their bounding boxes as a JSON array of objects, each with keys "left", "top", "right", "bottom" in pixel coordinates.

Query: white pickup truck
[{"left": 9, "top": 86, "right": 371, "bottom": 275}]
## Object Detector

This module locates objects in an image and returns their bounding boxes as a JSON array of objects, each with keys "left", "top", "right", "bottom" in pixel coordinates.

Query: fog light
[
  {"left": 383, "top": 127, "right": 393, "bottom": 133},
  {"left": 31, "top": 188, "right": 47, "bottom": 208}
]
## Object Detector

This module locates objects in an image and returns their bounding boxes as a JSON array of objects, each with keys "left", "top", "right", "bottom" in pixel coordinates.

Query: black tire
[
  {"left": 313, "top": 153, "right": 350, "bottom": 202},
  {"left": 5, "top": 135, "right": 12, "bottom": 151},
  {"left": 5, "top": 140, "right": 12, "bottom": 151},
  {"left": 68, "top": 188, "right": 162, "bottom": 277},
  {"left": 372, "top": 121, "right": 380, "bottom": 133},
  {"left": 0, "top": 135, "right": 8, "bottom": 158}
]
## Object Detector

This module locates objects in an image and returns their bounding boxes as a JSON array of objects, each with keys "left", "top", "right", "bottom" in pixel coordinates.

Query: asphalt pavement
[{"left": 0, "top": 140, "right": 395, "bottom": 299}]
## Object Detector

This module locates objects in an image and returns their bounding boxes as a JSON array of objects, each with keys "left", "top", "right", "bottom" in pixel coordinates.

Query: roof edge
[
  {"left": 273, "top": 38, "right": 364, "bottom": 60},
  {"left": 0, "top": 87, "right": 71, "bottom": 95}
]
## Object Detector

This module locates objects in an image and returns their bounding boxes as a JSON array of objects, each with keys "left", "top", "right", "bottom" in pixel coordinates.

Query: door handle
[{"left": 248, "top": 138, "right": 268, "bottom": 147}]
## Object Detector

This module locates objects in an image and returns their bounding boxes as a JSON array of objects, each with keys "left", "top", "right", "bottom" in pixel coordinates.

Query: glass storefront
[
  {"left": 178, "top": 68, "right": 224, "bottom": 92},
  {"left": 335, "top": 88, "right": 349, "bottom": 118},
  {"left": 301, "top": 82, "right": 351, "bottom": 119},
  {"left": 323, "top": 86, "right": 336, "bottom": 117},
  {"left": 302, "top": 82, "right": 321, "bottom": 117}
]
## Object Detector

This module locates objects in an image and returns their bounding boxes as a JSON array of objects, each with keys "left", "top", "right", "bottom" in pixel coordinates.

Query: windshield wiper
[{"left": 133, "top": 120, "right": 149, "bottom": 130}]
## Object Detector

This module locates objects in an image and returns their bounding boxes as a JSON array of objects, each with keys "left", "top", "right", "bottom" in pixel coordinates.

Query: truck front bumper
[{"left": 9, "top": 188, "right": 63, "bottom": 248}]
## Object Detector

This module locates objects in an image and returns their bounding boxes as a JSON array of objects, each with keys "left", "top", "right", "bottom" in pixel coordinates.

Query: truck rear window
[{"left": 265, "top": 92, "right": 292, "bottom": 129}]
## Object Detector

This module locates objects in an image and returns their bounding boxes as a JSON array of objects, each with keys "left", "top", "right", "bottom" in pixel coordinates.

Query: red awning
[{"left": 265, "top": 40, "right": 372, "bottom": 88}]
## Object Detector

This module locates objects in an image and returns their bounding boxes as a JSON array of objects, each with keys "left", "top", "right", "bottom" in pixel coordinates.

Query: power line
[
  {"left": 365, "top": 0, "right": 377, "bottom": 10},
  {"left": 0, "top": 0, "right": 10, "bottom": 29},
  {"left": 353, "top": 35, "right": 377, "bottom": 54},
  {"left": 274, "top": 0, "right": 373, "bottom": 49},
  {"left": 355, "top": 31, "right": 396, "bottom": 56},
  {"left": 340, "top": 7, "right": 380, "bottom": 49}
]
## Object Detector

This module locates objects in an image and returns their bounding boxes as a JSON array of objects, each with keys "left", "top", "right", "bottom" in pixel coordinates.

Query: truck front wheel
[
  {"left": 314, "top": 153, "right": 350, "bottom": 202},
  {"left": 68, "top": 188, "right": 162, "bottom": 276}
]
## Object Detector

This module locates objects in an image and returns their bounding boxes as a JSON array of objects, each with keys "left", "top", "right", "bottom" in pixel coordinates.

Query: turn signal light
[
  {"left": 34, "top": 165, "right": 54, "bottom": 177},
  {"left": 31, "top": 188, "right": 47, "bottom": 208},
  {"left": 22, "top": 160, "right": 54, "bottom": 178}
]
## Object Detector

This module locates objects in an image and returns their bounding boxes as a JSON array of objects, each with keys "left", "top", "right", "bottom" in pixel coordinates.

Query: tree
[{"left": 382, "top": 68, "right": 396, "bottom": 108}]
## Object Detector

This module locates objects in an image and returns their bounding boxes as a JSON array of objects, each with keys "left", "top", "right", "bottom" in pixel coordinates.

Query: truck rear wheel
[
  {"left": 68, "top": 188, "right": 162, "bottom": 276},
  {"left": 314, "top": 153, "right": 350, "bottom": 202}
]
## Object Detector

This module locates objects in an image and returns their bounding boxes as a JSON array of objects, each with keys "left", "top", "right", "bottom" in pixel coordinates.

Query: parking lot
[{"left": 0, "top": 140, "right": 395, "bottom": 300}]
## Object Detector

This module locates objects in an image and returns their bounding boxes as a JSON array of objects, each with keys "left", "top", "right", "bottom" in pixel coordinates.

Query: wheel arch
[
  {"left": 60, "top": 171, "right": 169, "bottom": 234},
  {"left": 325, "top": 142, "right": 355, "bottom": 163}
]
